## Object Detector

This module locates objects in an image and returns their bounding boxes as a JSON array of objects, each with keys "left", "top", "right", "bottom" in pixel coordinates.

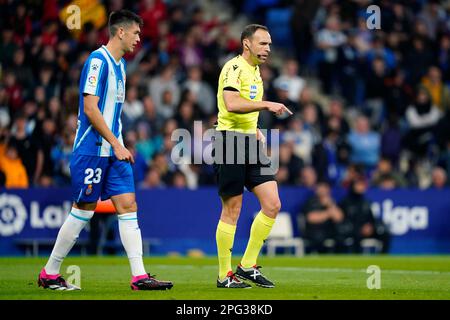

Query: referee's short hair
[
  {"left": 108, "top": 10, "right": 143, "bottom": 36},
  {"left": 240, "top": 24, "right": 269, "bottom": 44}
]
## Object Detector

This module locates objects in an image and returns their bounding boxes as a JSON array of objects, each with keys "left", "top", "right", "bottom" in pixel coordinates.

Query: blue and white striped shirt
[{"left": 73, "top": 45, "right": 126, "bottom": 157}]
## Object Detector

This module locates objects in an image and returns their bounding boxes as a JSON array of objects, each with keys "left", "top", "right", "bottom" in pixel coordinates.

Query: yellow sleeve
[{"left": 222, "top": 63, "right": 242, "bottom": 91}]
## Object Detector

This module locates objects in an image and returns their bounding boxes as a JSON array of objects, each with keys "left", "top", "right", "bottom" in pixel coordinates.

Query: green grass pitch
[{"left": 1, "top": 255, "right": 449, "bottom": 300}]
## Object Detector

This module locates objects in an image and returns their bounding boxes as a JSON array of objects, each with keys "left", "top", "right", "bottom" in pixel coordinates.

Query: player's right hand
[
  {"left": 113, "top": 144, "right": 135, "bottom": 164},
  {"left": 266, "top": 102, "right": 293, "bottom": 116}
]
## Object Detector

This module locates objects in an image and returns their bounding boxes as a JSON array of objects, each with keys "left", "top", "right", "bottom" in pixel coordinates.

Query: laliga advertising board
[
  {"left": 1, "top": 187, "right": 450, "bottom": 255},
  {"left": 0, "top": 190, "right": 74, "bottom": 241}
]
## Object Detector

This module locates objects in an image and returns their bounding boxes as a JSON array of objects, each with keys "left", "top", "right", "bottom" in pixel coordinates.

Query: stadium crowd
[{"left": 1, "top": 0, "right": 450, "bottom": 194}]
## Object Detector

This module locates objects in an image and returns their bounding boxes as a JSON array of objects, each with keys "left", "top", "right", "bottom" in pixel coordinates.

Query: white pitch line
[{"left": 149, "top": 265, "right": 450, "bottom": 276}]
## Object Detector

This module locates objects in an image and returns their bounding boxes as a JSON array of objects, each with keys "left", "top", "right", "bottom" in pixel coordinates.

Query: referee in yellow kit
[{"left": 213, "top": 24, "right": 292, "bottom": 288}]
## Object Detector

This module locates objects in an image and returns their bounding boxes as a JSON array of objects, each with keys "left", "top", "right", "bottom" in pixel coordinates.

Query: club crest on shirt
[
  {"left": 85, "top": 184, "right": 93, "bottom": 195},
  {"left": 250, "top": 84, "right": 257, "bottom": 99},
  {"left": 117, "top": 79, "right": 125, "bottom": 102}
]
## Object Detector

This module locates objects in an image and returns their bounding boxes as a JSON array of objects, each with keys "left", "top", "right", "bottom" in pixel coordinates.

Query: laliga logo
[
  {"left": 371, "top": 199, "right": 428, "bottom": 236},
  {"left": 0, "top": 194, "right": 27, "bottom": 237},
  {"left": 88, "top": 75, "right": 97, "bottom": 85},
  {"left": 0, "top": 193, "right": 72, "bottom": 237}
]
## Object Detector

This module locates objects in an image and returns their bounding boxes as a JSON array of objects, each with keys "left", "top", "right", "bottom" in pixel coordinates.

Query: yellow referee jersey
[{"left": 216, "top": 55, "right": 264, "bottom": 134}]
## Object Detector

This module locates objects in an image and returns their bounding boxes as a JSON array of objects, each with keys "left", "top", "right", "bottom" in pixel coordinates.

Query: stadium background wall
[{"left": 1, "top": 187, "right": 450, "bottom": 255}]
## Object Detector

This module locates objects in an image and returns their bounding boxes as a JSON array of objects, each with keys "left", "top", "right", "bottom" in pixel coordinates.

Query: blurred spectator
[
  {"left": 364, "top": 56, "right": 388, "bottom": 125},
  {"left": 275, "top": 166, "right": 289, "bottom": 185},
  {"left": 278, "top": 142, "right": 303, "bottom": 185},
  {"left": 341, "top": 163, "right": 365, "bottom": 189},
  {"left": 273, "top": 58, "right": 306, "bottom": 103},
  {"left": 3, "top": 71, "right": 23, "bottom": 116},
  {"left": 0, "top": 140, "right": 29, "bottom": 188},
  {"left": 338, "top": 177, "right": 390, "bottom": 253},
  {"left": 300, "top": 181, "right": 344, "bottom": 253},
  {"left": 47, "top": 97, "right": 64, "bottom": 131},
  {"left": 430, "top": 166, "right": 447, "bottom": 189},
  {"left": 135, "top": 95, "right": 164, "bottom": 137},
  {"left": 315, "top": 15, "right": 347, "bottom": 94},
  {"left": 347, "top": 115, "right": 381, "bottom": 171},
  {"left": 299, "top": 166, "right": 317, "bottom": 189},
  {"left": 9, "top": 113, "right": 43, "bottom": 185},
  {"left": 172, "top": 170, "right": 188, "bottom": 188},
  {"left": 282, "top": 117, "right": 314, "bottom": 165},
  {"left": 324, "top": 98, "right": 350, "bottom": 135},
  {"left": 298, "top": 86, "right": 325, "bottom": 122},
  {"left": 125, "top": 130, "right": 148, "bottom": 186},
  {"left": 0, "top": 28, "right": 17, "bottom": 65},
  {"left": 174, "top": 92, "right": 197, "bottom": 132},
  {"left": 302, "top": 102, "right": 322, "bottom": 144},
  {"left": 403, "top": 86, "right": 442, "bottom": 159},
  {"left": 383, "top": 69, "right": 413, "bottom": 119},
  {"left": 169, "top": 6, "right": 188, "bottom": 36},
  {"left": 404, "top": 36, "right": 434, "bottom": 85},
  {"left": 365, "top": 35, "right": 397, "bottom": 72},
  {"left": 312, "top": 116, "right": 350, "bottom": 185},
  {"left": 417, "top": 1, "right": 447, "bottom": 41},
  {"left": 376, "top": 173, "right": 399, "bottom": 190},
  {"left": 135, "top": 121, "right": 161, "bottom": 163},
  {"left": 140, "top": 167, "right": 165, "bottom": 189},
  {"left": 151, "top": 152, "right": 173, "bottom": 185},
  {"left": 182, "top": 66, "right": 215, "bottom": 117},
  {"left": 420, "top": 66, "right": 450, "bottom": 113},
  {"left": 122, "top": 86, "right": 144, "bottom": 130},
  {"left": 437, "top": 34, "right": 450, "bottom": 83},
  {"left": 402, "top": 157, "right": 422, "bottom": 188},
  {"left": 51, "top": 129, "right": 74, "bottom": 186},
  {"left": 149, "top": 65, "right": 180, "bottom": 119},
  {"left": 371, "top": 157, "right": 407, "bottom": 188},
  {"left": 179, "top": 28, "right": 203, "bottom": 68},
  {"left": 353, "top": 16, "right": 373, "bottom": 56},
  {"left": 272, "top": 80, "right": 299, "bottom": 127},
  {"left": 38, "top": 175, "right": 53, "bottom": 188},
  {"left": 11, "top": 48, "right": 35, "bottom": 98},
  {"left": 337, "top": 30, "right": 364, "bottom": 106}
]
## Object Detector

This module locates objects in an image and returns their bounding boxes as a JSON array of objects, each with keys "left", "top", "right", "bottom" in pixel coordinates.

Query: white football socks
[
  {"left": 118, "top": 212, "right": 147, "bottom": 277},
  {"left": 44, "top": 208, "right": 94, "bottom": 275}
]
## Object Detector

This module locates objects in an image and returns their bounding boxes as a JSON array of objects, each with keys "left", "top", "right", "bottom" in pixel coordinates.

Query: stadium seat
[
  {"left": 265, "top": 212, "right": 304, "bottom": 257},
  {"left": 360, "top": 238, "right": 383, "bottom": 254},
  {"left": 265, "top": 8, "right": 293, "bottom": 48}
]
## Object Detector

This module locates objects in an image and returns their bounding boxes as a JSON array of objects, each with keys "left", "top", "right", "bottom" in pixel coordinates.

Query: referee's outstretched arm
[{"left": 223, "top": 90, "right": 293, "bottom": 115}]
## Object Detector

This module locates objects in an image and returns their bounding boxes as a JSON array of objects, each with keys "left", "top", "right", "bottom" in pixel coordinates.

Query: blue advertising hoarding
[{"left": 1, "top": 187, "right": 449, "bottom": 255}]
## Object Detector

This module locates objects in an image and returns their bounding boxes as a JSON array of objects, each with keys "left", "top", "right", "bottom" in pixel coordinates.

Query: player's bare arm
[
  {"left": 223, "top": 90, "right": 292, "bottom": 115},
  {"left": 83, "top": 94, "right": 134, "bottom": 163}
]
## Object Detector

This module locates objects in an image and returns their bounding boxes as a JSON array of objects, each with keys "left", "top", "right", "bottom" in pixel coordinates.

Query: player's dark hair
[
  {"left": 108, "top": 10, "right": 143, "bottom": 36},
  {"left": 240, "top": 24, "right": 269, "bottom": 45}
]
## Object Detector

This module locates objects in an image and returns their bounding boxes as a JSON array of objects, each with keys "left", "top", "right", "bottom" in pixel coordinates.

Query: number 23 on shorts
[{"left": 84, "top": 168, "right": 102, "bottom": 184}]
